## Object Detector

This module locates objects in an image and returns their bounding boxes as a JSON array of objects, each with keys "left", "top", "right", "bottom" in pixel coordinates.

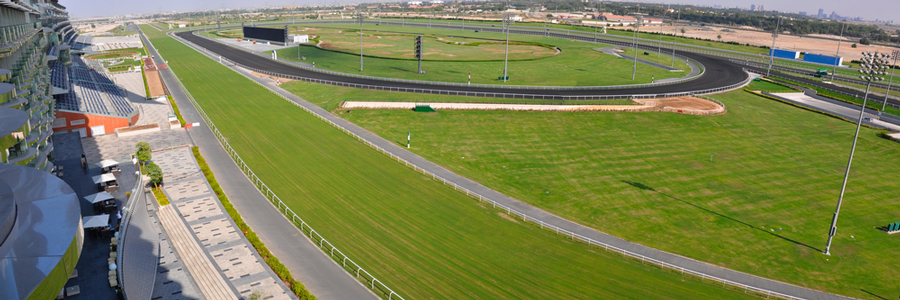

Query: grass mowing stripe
[
  {"left": 325, "top": 85, "right": 900, "bottom": 299},
  {"left": 142, "top": 24, "right": 758, "bottom": 300}
]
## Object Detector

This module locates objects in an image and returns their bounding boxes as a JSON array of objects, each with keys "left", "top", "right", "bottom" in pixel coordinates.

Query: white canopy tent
[
  {"left": 94, "top": 159, "right": 119, "bottom": 168},
  {"left": 84, "top": 192, "right": 114, "bottom": 204},
  {"left": 92, "top": 173, "right": 117, "bottom": 184},
  {"left": 82, "top": 214, "right": 110, "bottom": 229}
]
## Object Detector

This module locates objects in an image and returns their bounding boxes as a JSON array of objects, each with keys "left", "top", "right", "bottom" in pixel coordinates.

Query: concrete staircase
[{"left": 157, "top": 205, "right": 237, "bottom": 300}]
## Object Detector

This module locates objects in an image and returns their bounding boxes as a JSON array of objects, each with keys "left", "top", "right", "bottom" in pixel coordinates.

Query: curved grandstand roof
[{"left": 0, "top": 163, "right": 81, "bottom": 300}]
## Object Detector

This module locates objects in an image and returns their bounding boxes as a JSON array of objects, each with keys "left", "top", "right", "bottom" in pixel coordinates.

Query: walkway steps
[{"left": 157, "top": 205, "right": 237, "bottom": 300}]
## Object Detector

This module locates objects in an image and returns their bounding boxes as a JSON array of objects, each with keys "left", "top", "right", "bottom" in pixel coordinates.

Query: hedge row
[
  {"left": 191, "top": 146, "right": 316, "bottom": 300},
  {"left": 167, "top": 95, "right": 186, "bottom": 125},
  {"left": 151, "top": 186, "right": 170, "bottom": 206}
]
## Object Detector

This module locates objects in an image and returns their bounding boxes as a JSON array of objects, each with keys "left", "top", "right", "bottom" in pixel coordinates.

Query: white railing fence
[
  {"left": 167, "top": 29, "right": 807, "bottom": 300},
  {"left": 116, "top": 164, "right": 145, "bottom": 298}
]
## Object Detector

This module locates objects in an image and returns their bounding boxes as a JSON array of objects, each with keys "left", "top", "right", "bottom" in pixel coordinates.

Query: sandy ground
[
  {"left": 640, "top": 25, "right": 900, "bottom": 60},
  {"left": 340, "top": 96, "right": 722, "bottom": 113},
  {"left": 143, "top": 57, "right": 166, "bottom": 98}
]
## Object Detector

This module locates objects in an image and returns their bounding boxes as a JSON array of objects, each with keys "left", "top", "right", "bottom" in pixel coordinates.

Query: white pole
[
  {"left": 766, "top": 17, "right": 781, "bottom": 77},
  {"left": 831, "top": 23, "right": 845, "bottom": 82},
  {"left": 503, "top": 14, "right": 510, "bottom": 83},
  {"left": 882, "top": 52, "right": 899, "bottom": 114}
]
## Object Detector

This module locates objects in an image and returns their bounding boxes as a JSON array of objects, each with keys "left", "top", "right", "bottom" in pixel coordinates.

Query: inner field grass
[
  {"left": 323, "top": 86, "right": 900, "bottom": 299},
  {"left": 273, "top": 23, "right": 689, "bottom": 86},
  {"left": 141, "top": 25, "right": 758, "bottom": 300}
]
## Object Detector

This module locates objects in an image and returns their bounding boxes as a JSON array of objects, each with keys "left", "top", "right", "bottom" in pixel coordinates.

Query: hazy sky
[{"left": 61, "top": 0, "right": 899, "bottom": 23}]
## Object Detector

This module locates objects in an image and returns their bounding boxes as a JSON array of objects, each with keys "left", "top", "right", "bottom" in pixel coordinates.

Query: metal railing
[
  {"left": 116, "top": 163, "right": 145, "bottom": 299},
  {"left": 180, "top": 31, "right": 748, "bottom": 100},
  {"left": 190, "top": 29, "right": 705, "bottom": 91},
  {"left": 149, "top": 31, "right": 407, "bottom": 300},
  {"left": 169, "top": 29, "right": 809, "bottom": 300}
]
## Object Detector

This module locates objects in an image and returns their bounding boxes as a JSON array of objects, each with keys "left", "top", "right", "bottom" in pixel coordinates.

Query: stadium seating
[{"left": 54, "top": 56, "right": 135, "bottom": 116}]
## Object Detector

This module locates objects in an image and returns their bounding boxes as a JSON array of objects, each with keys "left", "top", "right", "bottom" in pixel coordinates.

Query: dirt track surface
[
  {"left": 653, "top": 96, "right": 721, "bottom": 110},
  {"left": 340, "top": 96, "right": 723, "bottom": 113}
]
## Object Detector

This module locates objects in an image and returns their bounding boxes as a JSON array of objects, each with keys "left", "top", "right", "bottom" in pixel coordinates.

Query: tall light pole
[
  {"left": 671, "top": 10, "right": 679, "bottom": 68},
  {"left": 359, "top": 12, "right": 364, "bottom": 72},
  {"left": 831, "top": 23, "right": 845, "bottom": 82},
  {"left": 824, "top": 51, "right": 890, "bottom": 256},
  {"left": 766, "top": 16, "right": 782, "bottom": 77},
  {"left": 657, "top": 18, "right": 663, "bottom": 58},
  {"left": 881, "top": 50, "right": 899, "bottom": 115},
  {"left": 502, "top": 12, "right": 512, "bottom": 82},
  {"left": 632, "top": 15, "right": 641, "bottom": 80}
]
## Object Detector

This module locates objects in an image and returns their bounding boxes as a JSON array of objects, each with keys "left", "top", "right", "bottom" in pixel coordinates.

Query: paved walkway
[
  {"left": 770, "top": 92, "right": 900, "bottom": 131},
  {"left": 155, "top": 148, "right": 294, "bottom": 300},
  {"left": 173, "top": 41, "right": 853, "bottom": 300},
  {"left": 143, "top": 30, "right": 378, "bottom": 300},
  {"left": 82, "top": 130, "right": 191, "bottom": 163}
]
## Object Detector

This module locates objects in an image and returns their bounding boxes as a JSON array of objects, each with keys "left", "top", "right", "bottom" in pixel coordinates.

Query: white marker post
[
  {"left": 407, "top": 131, "right": 411, "bottom": 148},
  {"left": 468, "top": 72, "right": 471, "bottom": 85}
]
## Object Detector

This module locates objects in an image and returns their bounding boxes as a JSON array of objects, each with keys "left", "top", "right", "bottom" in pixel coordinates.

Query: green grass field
[
  {"left": 273, "top": 23, "right": 689, "bottom": 86},
  {"left": 745, "top": 79, "right": 799, "bottom": 93},
  {"left": 315, "top": 85, "right": 900, "bottom": 299},
  {"left": 140, "top": 24, "right": 761, "bottom": 300}
]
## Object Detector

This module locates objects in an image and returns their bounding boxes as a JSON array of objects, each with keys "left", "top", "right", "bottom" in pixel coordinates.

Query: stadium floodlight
[
  {"left": 502, "top": 12, "right": 513, "bottom": 82},
  {"left": 824, "top": 51, "right": 887, "bottom": 256},
  {"left": 359, "top": 12, "right": 364, "bottom": 72},
  {"left": 671, "top": 10, "right": 680, "bottom": 68}
]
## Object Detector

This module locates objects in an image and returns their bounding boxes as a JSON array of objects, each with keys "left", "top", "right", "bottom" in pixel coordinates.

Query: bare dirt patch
[{"left": 653, "top": 96, "right": 721, "bottom": 110}]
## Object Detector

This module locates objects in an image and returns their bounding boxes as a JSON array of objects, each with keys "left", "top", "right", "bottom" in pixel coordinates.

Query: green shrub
[
  {"left": 135, "top": 141, "right": 151, "bottom": 165},
  {"left": 145, "top": 162, "right": 163, "bottom": 186},
  {"left": 191, "top": 146, "right": 316, "bottom": 300}
]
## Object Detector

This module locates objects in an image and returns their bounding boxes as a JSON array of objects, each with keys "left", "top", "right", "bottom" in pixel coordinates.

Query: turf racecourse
[
  {"left": 282, "top": 80, "right": 900, "bottom": 299},
  {"left": 273, "top": 23, "right": 690, "bottom": 86},
  {"left": 141, "top": 25, "right": 759, "bottom": 299}
]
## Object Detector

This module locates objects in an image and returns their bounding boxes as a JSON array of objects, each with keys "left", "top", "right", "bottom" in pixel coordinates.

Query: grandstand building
[
  {"left": 0, "top": 1, "right": 84, "bottom": 300},
  {"left": 1, "top": 0, "right": 72, "bottom": 170}
]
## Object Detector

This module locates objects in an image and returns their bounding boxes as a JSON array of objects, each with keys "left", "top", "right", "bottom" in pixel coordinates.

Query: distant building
[
  {"left": 817, "top": 8, "right": 824, "bottom": 18},
  {"left": 799, "top": 11, "right": 807, "bottom": 16},
  {"left": 430, "top": 0, "right": 444, "bottom": 4},
  {"left": 293, "top": 34, "right": 309, "bottom": 43},
  {"left": 750, "top": 4, "right": 756, "bottom": 11},
  {"left": 408, "top": 1, "right": 423, "bottom": 5}
]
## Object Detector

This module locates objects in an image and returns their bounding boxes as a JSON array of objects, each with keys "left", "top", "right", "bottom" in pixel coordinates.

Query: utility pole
[
  {"left": 831, "top": 23, "right": 845, "bottom": 82},
  {"left": 766, "top": 16, "right": 782, "bottom": 77},
  {"left": 359, "top": 12, "right": 364, "bottom": 72},
  {"left": 632, "top": 15, "right": 641, "bottom": 80},
  {"left": 503, "top": 12, "right": 511, "bottom": 82},
  {"left": 882, "top": 50, "right": 900, "bottom": 115},
  {"left": 671, "top": 10, "right": 679, "bottom": 67}
]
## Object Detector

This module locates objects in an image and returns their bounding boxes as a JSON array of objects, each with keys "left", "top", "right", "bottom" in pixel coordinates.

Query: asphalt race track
[{"left": 175, "top": 24, "right": 749, "bottom": 97}]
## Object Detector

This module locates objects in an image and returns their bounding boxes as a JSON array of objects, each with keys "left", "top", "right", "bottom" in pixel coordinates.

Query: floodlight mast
[
  {"left": 831, "top": 23, "right": 845, "bottom": 82},
  {"left": 766, "top": 16, "right": 782, "bottom": 77},
  {"left": 881, "top": 50, "right": 900, "bottom": 114},
  {"left": 824, "top": 51, "right": 889, "bottom": 256},
  {"left": 503, "top": 12, "right": 511, "bottom": 82}
]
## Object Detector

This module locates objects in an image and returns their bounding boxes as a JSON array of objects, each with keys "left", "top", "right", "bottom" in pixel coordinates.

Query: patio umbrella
[
  {"left": 82, "top": 214, "right": 110, "bottom": 229},
  {"left": 92, "top": 173, "right": 117, "bottom": 184},
  {"left": 94, "top": 159, "right": 119, "bottom": 168},
  {"left": 84, "top": 191, "right": 114, "bottom": 204}
]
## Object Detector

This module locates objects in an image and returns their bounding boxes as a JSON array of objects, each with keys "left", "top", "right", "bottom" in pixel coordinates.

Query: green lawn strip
[
  {"left": 332, "top": 87, "right": 900, "bottom": 299},
  {"left": 142, "top": 24, "right": 758, "bottom": 300},
  {"left": 192, "top": 146, "right": 316, "bottom": 300},
  {"left": 279, "top": 81, "right": 634, "bottom": 111},
  {"left": 274, "top": 23, "right": 684, "bottom": 86},
  {"left": 746, "top": 79, "right": 799, "bottom": 93},
  {"left": 768, "top": 75, "right": 900, "bottom": 116},
  {"left": 377, "top": 18, "right": 769, "bottom": 55}
]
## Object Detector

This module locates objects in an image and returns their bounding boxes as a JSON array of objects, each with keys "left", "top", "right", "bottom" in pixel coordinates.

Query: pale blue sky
[{"left": 61, "top": 0, "right": 899, "bottom": 24}]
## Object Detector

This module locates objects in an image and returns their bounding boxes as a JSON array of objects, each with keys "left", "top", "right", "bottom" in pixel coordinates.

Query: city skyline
[{"left": 60, "top": 0, "right": 899, "bottom": 24}]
